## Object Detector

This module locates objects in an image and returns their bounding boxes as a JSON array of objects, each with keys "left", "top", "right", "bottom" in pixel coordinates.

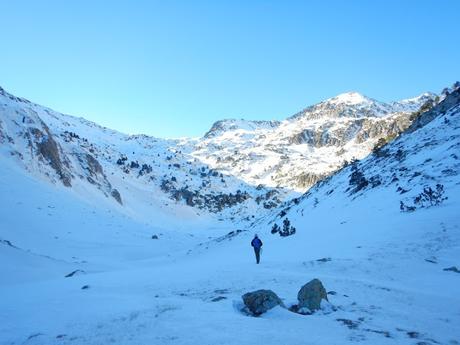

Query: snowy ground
[
  {"left": 1, "top": 85, "right": 459, "bottom": 345},
  {"left": 1, "top": 155, "right": 459, "bottom": 345}
]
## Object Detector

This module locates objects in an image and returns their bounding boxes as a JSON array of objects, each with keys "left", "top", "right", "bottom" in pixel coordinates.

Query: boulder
[
  {"left": 242, "top": 289, "right": 283, "bottom": 316},
  {"left": 297, "top": 279, "right": 328, "bottom": 312}
]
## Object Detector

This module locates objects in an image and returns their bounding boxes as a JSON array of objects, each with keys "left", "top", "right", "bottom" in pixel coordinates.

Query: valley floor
[{"left": 1, "top": 163, "right": 460, "bottom": 345}]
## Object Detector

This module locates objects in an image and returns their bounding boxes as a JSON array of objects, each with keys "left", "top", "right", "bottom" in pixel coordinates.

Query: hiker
[{"left": 251, "top": 234, "right": 263, "bottom": 264}]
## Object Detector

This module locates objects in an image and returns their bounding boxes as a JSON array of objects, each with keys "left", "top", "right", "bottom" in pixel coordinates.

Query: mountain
[
  {"left": 240, "top": 83, "right": 460, "bottom": 344},
  {"left": 186, "top": 91, "right": 437, "bottom": 192},
  {"left": 204, "top": 119, "right": 281, "bottom": 138},
  {"left": 1, "top": 82, "right": 459, "bottom": 345},
  {"left": 0, "top": 86, "right": 436, "bottom": 223},
  {"left": 268, "top": 83, "right": 460, "bottom": 227},
  {"left": 0, "top": 86, "right": 284, "bottom": 225}
]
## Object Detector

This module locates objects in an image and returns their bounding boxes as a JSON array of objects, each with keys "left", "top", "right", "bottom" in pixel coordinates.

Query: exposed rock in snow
[
  {"left": 0, "top": 83, "right": 441, "bottom": 222},
  {"left": 271, "top": 82, "right": 460, "bottom": 235},
  {"left": 29, "top": 124, "right": 72, "bottom": 187},
  {"left": 443, "top": 266, "right": 460, "bottom": 273},
  {"left": 242, "top": 289, "right": 284, "bottom": 316},
  {"left": 1, "top": 82, "right": 460, "bottom": 345},
  {"left": 297, "top": 278, "right": 328, "bottom": 312},
  {"left": 64, "top": 269, "right": 86, "bottom": 278},
  {"left": 204, "top": 119, "right": 280, "bottom": 138},
  {"left": 189, "top": 89, "right": 436, "bottom": 192}
]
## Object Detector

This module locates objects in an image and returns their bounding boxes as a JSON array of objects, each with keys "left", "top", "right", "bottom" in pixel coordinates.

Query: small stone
[
  {"left": 407, "top": 331, "right": 420, "bottom": 338},
  {"left": 316, "top": 257, "right": 332, "bottom": 263},
  {"left": 211, "top": 296, "right": 227, "bottom": 302},
  {"left": 443, "top": 266, "right": 460, "bottom": 273},
  {"left": 65, "top": 269, "right": 85, "bottom": 278}
]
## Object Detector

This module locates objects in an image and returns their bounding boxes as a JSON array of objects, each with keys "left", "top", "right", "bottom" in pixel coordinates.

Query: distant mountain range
[{"left": 1, "top": 83, "right": 456, "bottom": 225}]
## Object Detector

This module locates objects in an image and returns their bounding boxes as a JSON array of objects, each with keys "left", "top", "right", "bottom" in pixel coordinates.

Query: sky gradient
[{"left": 1, "top": 0, "right": 459, "bottom": 138}]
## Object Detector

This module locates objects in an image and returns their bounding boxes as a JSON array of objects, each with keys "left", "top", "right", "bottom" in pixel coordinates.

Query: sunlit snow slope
[
  {"left": 1, "top": 83, "right": 459, "bottom": 345},
  {"left": 0, "top": 85, "right": 436, "bottom": 224}
]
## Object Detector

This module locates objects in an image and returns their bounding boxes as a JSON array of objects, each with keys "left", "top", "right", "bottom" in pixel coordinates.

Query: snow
[
  {"left": 391, "top": 92, "right": 437, "bottom": 113},
  {"left": 2, "top": 150, "right": 459, "bottom": 344},
  {"left": 328, "top": 92, "right": 372, "bottom": 105},
  {"left": 187, "top": 90, "right": 434, "bottom": 192},
  {"left": 1, "top": 84, "right": 459, "bottom": 344}
]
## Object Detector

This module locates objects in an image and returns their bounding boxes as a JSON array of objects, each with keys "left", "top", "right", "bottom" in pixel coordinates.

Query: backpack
[{"left": 252, "top": 238, "right": 262, "bottom": 248}]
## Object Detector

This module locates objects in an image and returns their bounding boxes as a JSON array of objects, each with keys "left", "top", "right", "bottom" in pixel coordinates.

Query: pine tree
[
  {"left": 282, "top": 218, "right": 291, "bottom": 236},
  {"left": 271, "top": 223, "right": 280, "bottom": 234}
]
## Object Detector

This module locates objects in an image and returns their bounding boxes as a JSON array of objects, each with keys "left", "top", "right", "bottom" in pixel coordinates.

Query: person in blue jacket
[{"left": 251, "top": 234, "right": 263, "bottom": 264}]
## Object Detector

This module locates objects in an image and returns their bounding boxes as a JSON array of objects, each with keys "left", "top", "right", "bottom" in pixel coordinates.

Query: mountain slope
[
  {"left": 188, "top": 91, "right": 436, "bottom": 192},
  {"left": 270, "top": 83, "right": 459, "bottom": 226},
  {"left": 1, "top": 86, "right": 435, "bottom": 223},
  {"left": 1, "top": 83, "right": 459, "bottom": 345},
  {"left": 245, "top": 83, "right": 460, "bottom": 344},
  {"left": 0, "top": 86, "right": 283, "bottom": 224}
]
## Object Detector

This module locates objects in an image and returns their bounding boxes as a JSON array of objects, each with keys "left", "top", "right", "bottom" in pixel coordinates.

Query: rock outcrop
[{"left": 29, "top": 124, "right": 72, "bottom": 187}]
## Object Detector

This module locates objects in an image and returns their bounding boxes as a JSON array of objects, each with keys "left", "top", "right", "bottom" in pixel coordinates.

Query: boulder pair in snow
[
  {"left": 251, "top": 234, "right": 263, "bottom": 264},
  {"left": 242, "top": 279, "right": 329, "bottom": 316}
]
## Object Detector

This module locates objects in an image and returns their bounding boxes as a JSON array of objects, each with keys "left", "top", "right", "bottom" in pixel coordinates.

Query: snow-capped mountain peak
[
  {"left": 0, "top": 84, "right": 442, "bottom": 223},
  {"left": 327, "top": 91, "right": 373, "bottom": 106},
  {"left": 204, "top": 118, "right": 281, "bottom": 138},
  {"left": 290, "top": 91, "right": 420, "bottom": 121},
  {"left": 391, "top": 91, "right": 437, "bottom": 113}
]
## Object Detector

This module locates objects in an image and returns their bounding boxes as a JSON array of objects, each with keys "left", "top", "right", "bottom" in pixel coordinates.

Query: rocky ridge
[{"left": 0, "top": 85, "right": 441, "bottom": 221}]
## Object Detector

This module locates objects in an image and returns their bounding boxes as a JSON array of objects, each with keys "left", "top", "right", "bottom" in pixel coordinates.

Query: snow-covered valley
[{"left": 1, "top": 83, "right": 460, "bottom": 345}]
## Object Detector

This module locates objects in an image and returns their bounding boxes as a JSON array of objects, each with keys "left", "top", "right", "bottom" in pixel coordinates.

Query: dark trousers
[{"left": 254, "top": 248, "right": 261, "bottom": 264}]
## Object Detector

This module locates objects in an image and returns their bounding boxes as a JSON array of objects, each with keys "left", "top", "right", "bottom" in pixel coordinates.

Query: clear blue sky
[{"left": 1, "top": 1, "right": 459, "bottom": 138}]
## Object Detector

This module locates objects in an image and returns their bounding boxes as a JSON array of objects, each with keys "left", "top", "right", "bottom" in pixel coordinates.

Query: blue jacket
[{"left": 251, "top": 237, "right": 263, "bottom": 249}]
